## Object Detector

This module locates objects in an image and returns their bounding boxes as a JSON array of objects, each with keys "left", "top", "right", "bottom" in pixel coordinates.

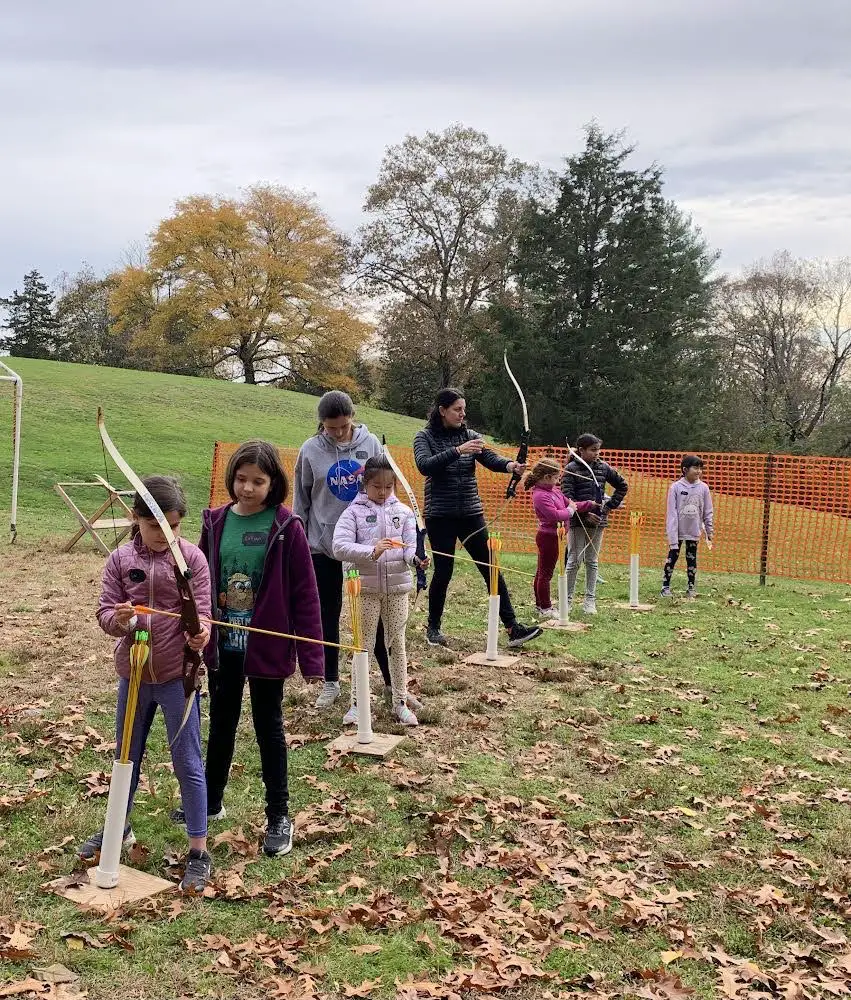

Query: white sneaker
[
  {"left": 342, "top": 705, "right": 358, "bottom": 726},
  {"left": 405, "top": 692, "right": 424, "bottom": 712},
  {"left": 315, "top": 681, "right": 341, "bottom": 709},
  {"left": 536, "top": 607, "right": 559, "bottom": 620},
  {"left": 582, "top": 597, "right": 597, "bottom": 615},
  {"left": 394, "top": 703, "right": 419, "bottom": 726}
]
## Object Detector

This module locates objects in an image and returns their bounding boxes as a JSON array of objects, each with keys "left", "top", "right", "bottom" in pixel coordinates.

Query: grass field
[
  {"left": 0, "top": 544, "right": 849, "bottom": 1000},
  {"left": 0, "top": 358, "right": 424, "bottom": 539},
  {"left": 0, "top": 360, "right": 848, "bottom": 999}
]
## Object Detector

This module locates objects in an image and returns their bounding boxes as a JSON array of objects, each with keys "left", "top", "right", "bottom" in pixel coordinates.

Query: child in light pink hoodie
[
  {"left": 332, "top": 456, "right": 430, "bottom": 726},
  {"left": 526, "top": 458, "right": 599, "bottom": 618}
]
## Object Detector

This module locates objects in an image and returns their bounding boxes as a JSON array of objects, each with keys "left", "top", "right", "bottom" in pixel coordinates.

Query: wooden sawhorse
[{"left": 54, "top": 475, "right": 135, "bottom": 555}]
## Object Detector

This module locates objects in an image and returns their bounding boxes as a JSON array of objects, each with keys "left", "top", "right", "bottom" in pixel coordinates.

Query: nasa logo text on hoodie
[{"left": 327, "top": 459, "right": 364, "bottom": 502}]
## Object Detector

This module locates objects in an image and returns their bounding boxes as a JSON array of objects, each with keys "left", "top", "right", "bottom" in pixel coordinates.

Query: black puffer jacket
[
  {"left": 561, "top": 458, "right": 628, "bottom": 529},
  {"left": 414, "top": 424, "right": 510, "bottom": 518}
]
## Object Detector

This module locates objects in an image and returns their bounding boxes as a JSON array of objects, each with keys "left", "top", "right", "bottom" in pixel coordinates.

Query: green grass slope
[{"left": 0, "top": 358, "right": 425, "bottom": 539}]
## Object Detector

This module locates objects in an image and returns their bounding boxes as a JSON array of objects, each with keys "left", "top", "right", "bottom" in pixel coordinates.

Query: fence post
[{"left": 759, "top": 454, "right": 775, "bottom": 586}]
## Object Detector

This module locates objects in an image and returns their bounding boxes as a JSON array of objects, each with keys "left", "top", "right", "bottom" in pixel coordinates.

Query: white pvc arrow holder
[
  {"left": 485, "top": 594, "right": 500, "bottom": 661},
  {"left": 558, "top": 573, "right": 570, "bottom": 625},
  {"left": 629, "top": 553, "right": 640, "bottom": 608},
  {"left": 94, "top": 760, "right": 134, "bottom": 888},
  {"left": 353, "top": 651, "right": 373, "bottom": 744}
]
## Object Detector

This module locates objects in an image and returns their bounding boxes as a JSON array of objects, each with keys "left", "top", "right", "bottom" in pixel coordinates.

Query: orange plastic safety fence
[{"left": 209, "top": 443, "right": 851, "bottom": 584}]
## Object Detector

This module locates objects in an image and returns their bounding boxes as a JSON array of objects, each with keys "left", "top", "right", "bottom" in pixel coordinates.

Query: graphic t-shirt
[{"left": 218, "top": 506, "right": 276, "bottom": 653}]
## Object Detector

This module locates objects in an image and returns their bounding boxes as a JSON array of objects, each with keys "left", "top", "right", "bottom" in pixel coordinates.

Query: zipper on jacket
[{"left": 146, "top": 550, "right": 158, "bottom": 683}]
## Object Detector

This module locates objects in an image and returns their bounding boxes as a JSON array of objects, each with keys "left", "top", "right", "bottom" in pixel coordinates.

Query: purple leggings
[{"left": 115, "top": 676, "right": 207, "bottom": 838}]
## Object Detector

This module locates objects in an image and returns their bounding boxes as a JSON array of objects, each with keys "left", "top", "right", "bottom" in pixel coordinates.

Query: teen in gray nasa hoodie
[
  {"left": 292, "top": 422, "right": 383, "bottom": 558},
  {"left": 292, "top": 394, "right": 389, "bottom": 704}
]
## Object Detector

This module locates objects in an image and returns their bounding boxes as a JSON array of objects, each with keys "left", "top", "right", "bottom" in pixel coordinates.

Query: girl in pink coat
[
  {"left": 332, "top": 456, "right": 429, "bottom": 726},
  {"left": 526, "top": 458, "right": 599, "bottom": 618}
]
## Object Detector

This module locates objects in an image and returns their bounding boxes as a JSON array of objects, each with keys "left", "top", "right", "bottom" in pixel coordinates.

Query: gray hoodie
[{"left": 292, "top": 423, "right": 383, "bottom": 558}]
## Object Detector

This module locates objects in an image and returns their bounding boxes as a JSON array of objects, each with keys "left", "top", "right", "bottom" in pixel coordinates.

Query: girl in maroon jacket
[
  {"left": 526, "top": 458, "right": 599, "bottom": 618},
  {"left": 173, "top": 440, "right": 324, "bottom": 858}
]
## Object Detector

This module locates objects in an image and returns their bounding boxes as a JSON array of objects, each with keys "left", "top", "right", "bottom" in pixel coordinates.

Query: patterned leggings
[
  {"left": 354, "top": 592, "right": 410, "bottom": 708},
  {"left": 663, "top": 540, "right": 698, "bottom": 588}
]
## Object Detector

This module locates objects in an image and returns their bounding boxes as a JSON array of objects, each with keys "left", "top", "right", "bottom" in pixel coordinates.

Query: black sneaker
[
  {"left": 170, "top": 804, "right": 227, "bottom": 826},
  {"left": 180, "top": 848, "right": 212, "bottom": 893},
  {"left": 426, "top": 625, "right": 449, "bottom": 647},
  {"left": 263, "top": 815, "right": 294, "bottom": 857},
  {"left": 77, "top": 824, "right": 135, "bottom": 860},
  {"left": 507, "top": 623, "right": 543, "bottom": 648}
]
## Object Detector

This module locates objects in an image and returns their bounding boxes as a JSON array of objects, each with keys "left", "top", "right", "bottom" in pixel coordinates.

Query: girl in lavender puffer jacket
[{"left": 332, "top": 457, "right": 429, "bottom": 726}]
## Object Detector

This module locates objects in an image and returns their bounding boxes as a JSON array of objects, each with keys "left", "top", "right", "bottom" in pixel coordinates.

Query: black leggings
[
  {"left": 311, "top": 553, "right": 391, "bottom": 685},
  {"left": 425, "top": 514, "right": 517, "bottom": 630},
  {"left": 206, "top": 648, "right": 288, "bottom": 820},
  {"left": 663, "top": 540, "right": 698, "bottom": 588}
]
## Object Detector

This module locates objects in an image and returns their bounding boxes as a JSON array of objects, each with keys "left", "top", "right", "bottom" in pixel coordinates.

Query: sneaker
[
  {"left": 315, "top": 681, "right": 341, "bottom": 709},
  {"left": 77, "top": 824, "right": 135, "bottom": 861},
  {"left": 405, "top": 692, "right": 424, "bottom": 712},
  {"left": 170, "top": 804, "right": 227, "bottom": 826},
  {"left": 394, "top": 703, "right": 419, "bottom": 726},
  {"left": 582, "top": 597, "right": 597, "bottom": 615},
  {"left": 660, "top": 587, "right": 673, "bottom": 598},
  {"left": 536, "top": 607, "right": 559, "bottom": 620},
  {"left": 426, "top": 625, "right": 449, "bottom": 647},
  {"left": 507, "top": 623, "right": 543, "bottom": 648},
  {"left": 264, "top": 815, "right": 294, "bottom": 857},
  {"left": 342, "top": 705, "right": 359, "bottom": 726},
  {"left": 686, "top": 586, "right": 697, "bottom": 600},
  {"left": 180, "top": 848, "right": 212, "bottom": 893}
]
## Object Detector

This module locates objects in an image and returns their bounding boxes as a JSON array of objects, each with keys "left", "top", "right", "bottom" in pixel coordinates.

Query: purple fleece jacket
[{"left": 199, "top": 504, "right": 324, "bottom": 681}]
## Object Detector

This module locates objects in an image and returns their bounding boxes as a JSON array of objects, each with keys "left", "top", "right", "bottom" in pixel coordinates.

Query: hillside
[{"left": 0, "top": 358, "right": 425, "bottom": 540}]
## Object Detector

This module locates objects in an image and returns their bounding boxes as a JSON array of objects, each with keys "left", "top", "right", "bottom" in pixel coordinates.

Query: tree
[
  {"left": 376, "top": 300, "right": 449, "bottom": 416},
  {"left": 54, "top": 266, "right": 129, "bottom": 366},
  {"left": 110, "top": 185, "right": 369, "bottom": 384},
  {"left": 715, "top": 252, "right": 851, "bottom": 447},
  {"left": 0, "top": 270, "right": 58, "bottom": 358},
  {"left": 358, "top": 124, "right": 531, "bottom": 391},
  {"left": 481, "top": 125, "right": 719, "bottom": 449}
]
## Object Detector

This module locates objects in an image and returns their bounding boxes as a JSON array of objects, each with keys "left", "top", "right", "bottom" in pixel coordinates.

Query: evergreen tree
[
  {"left": 0, "top": 270, "right": 59, "bottom": 358},
  {"left": 481, "top": 126, "right": 720, "bottom": 450}
]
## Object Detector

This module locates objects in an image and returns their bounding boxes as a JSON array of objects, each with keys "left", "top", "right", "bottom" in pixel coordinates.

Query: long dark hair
[
  {"left": 131, "top": 475, "right": 187, "bottom": 536},
  {"left": 316, "top": 390, "right": 355, "bottom": 433},
  {"left": 427, "top": 388, "right": 465, "bottom": 431},
  {"left": 225, "top": 440, "right": 289, "bottom": 507}
]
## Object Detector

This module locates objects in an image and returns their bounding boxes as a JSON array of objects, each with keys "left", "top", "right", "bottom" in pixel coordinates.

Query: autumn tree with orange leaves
[{"left": 111, "top": 184, "right": 369, "bottom": 387}]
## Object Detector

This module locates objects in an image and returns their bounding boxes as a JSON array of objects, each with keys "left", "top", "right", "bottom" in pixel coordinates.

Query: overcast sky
[{"left": 1, "top": 0, "right": 849, "bottom": 294}]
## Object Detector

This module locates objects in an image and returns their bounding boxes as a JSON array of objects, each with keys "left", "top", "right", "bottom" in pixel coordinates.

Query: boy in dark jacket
[{"left": 561, "top": 433, "right": 628, "bottom": 615}]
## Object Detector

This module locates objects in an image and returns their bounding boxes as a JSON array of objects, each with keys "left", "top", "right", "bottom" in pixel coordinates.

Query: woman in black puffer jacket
[{"left": 413, "top": 388, "right": 541, "bottom": 650}]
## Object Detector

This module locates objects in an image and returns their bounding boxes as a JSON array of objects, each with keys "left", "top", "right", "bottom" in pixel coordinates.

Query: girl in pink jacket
[
  {"left": 81, "top": 476, "right": 213, "bottom": 893},
  {"left": 526, "top": 458, "right": 599, "bottom": 618},
  {"left": 332, "top": 456, "right": 429, "bottom": 726}
]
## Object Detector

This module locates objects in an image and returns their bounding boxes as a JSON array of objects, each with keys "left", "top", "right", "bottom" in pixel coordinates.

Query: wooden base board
[
  {"left": 463, "top": 651, "right": 520, "bottom": 667},
  {"left": 542, "top": 619, "right": 589, "bottom": 632},
  {"left": 617, "top": 602, "right": 655, "bottom": 612},
  {"left": 328, "top": 732, "right": 405, "bottom": 757},
  {"left": 51, "top": 864, "right": 173, "bottom": 911}
]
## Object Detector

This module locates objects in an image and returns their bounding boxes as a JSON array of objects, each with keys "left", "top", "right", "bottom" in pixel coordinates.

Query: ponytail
[{"left": 523, "top": 457, "right": 562, "bottom": 491}]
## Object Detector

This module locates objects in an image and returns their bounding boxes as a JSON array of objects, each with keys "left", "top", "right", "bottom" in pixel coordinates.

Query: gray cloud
[{"left": 1, "top": 0, "right": 849, "bottom": 293}]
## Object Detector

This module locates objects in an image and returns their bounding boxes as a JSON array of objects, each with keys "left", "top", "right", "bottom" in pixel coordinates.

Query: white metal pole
[
  {"left": 94, "top": 760, "right": 134, "bottom": 888},
  {"left": 353, "top": 651, "right": 373, "bottom": 744},
  {"left": 629, "top": 553, "right": 640, "bottom": 608},
  {"left": 485, "top": 594, "right": 500, "bottom": 661},
  {"left": 558, "top": 573, "right": 570, "bottom": 625},
  {"left": 0, "top": 361, "right": 22, "bottom": 542}
]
